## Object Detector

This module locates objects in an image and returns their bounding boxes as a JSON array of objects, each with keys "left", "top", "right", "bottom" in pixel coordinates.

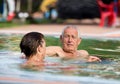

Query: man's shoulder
[{"left": 77, "top": 50, "right": 89, "bottom": 56}]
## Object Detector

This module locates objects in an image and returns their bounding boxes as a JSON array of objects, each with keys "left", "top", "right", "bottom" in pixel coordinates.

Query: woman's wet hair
[{"left": 20, "top": 32, "right": 44, "bottom": 58}]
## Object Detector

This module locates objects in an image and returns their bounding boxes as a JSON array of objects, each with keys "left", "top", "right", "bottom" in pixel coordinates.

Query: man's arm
[
  {"left": 87, "top": 56, "right": 101, "bottom": 62},
  {"left": 46, "top": 46, "right": 65, "bottom": 57},
  {"left": 78, "top": 50, "right": 101, "bottom": 62},
  {"left": 78, "top": 50, "right": 89, "bottom": 58}
]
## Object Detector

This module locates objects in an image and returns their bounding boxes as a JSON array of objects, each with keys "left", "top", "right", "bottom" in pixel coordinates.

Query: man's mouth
[{"left": 67, "top": 44, "right": 73, "bottom": 46}]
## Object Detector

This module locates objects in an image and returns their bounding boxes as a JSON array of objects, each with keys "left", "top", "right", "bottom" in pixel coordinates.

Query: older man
[{"left": 46, "top": 25, "right": 101, "bottom": 62}]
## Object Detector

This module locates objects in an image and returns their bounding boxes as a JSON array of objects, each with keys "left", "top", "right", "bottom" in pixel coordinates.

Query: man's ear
[
  {"left": 60, "top": 35, "right": 62, "bottom": 41},
  {"left": 78, "top": 37, "right": 82, "bottom": 45}
]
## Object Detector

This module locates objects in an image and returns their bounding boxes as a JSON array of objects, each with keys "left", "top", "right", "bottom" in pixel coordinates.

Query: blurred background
[{"left": 0, "top": 0, "right": 120, "bottom": 27}]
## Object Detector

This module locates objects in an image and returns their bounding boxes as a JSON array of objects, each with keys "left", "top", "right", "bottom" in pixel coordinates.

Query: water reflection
[{"left": 0, "top": 34, "right": 120, "bottom": 83}]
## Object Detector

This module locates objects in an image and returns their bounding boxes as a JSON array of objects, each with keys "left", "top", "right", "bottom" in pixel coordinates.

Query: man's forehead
[{"left": 64, "top": 28, "right": 78, "bottom": 33}]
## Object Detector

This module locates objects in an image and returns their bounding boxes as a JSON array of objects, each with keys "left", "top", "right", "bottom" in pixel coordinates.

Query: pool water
[{"left": 0, "top": 34, "right": 120, "bottom": 84}]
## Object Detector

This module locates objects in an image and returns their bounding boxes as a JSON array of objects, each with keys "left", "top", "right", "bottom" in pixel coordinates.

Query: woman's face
[{"left": 41, "top": 39, "right": 46, "bottom": 58}]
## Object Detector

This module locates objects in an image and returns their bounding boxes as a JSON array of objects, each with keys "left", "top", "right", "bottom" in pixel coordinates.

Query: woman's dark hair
[{"left": 20, "top": 32, "right": 44, "bottom": 58}]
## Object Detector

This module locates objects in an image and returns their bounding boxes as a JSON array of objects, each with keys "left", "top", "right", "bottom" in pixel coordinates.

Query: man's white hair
[{"left": 61, "top": 25, "right": 81, "bottom": 38}]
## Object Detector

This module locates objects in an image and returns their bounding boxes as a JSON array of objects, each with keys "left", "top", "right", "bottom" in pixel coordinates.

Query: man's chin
[{"left": 65, "top": 48, "right": 74, "bottom": 52}]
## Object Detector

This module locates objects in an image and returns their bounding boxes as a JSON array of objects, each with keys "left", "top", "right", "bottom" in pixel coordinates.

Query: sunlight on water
[
  {"left": 0, "top": 51, "right": 120, "bottom": 84},
  {"left": 0, "top": 34, "right": 120, "bottom": 84},
  {"left": 92, "top": 48, "right": 120, "bottom": 52}
]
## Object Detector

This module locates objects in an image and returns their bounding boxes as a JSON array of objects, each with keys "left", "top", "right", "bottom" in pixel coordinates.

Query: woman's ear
[{"left": 37, "top": 45, "right": 42, "bottom": 54}]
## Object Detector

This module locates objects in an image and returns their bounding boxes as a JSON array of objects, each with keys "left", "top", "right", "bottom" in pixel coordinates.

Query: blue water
[
  {"left": 0, "top": 34, "right": 120, "bottom": 84},
  {"left": 0, "top": 51, "right": 120, "bottom": 84}
]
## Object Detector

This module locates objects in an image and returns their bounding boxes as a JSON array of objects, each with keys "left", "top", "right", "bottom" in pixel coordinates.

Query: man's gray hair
[{"left": 61, "top": 25, "right": 81, "bottom": 38}]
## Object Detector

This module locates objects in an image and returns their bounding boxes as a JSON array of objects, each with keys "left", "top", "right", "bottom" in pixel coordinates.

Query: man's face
[{"left": 60, "top": 28, "right": 81, "bottom": 52}]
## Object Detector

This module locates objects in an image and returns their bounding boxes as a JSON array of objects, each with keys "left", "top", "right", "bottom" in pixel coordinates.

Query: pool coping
[{"left": 0, "top": 24, "right": 120, "bottom": 38}]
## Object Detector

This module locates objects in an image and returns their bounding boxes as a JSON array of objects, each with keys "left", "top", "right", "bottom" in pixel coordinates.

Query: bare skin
[
  {"left": 46, "top": 46, "right": 88, "bottom": 58},
  {"left": 46, "top": 26, "right": 101, "bottom": 62},
  {"left": 22, "top": 39, "right": 46, "bottom": 67},
  {"left": 21, "top": 39, "right": 60, "bottom": 70}
]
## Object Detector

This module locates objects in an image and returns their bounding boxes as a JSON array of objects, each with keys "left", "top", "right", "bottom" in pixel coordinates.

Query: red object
[
  {"left": 97, "top": 0, "right": 115, "bottom": 27},
  {"left": 7, "top": 13, "right": 15, "bottom": 22},
  {"left": 118, "top": 0, "right": 120, "bottom": 16}
]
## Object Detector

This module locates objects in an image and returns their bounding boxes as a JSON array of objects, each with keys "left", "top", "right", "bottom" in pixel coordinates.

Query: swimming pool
[{"left": 0, "top": 34, "right": 120, "bottom": 84}]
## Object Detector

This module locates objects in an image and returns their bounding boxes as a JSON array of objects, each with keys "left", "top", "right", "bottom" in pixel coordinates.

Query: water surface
[{"left": 0, "top": 34, "right": 120, "bottom": 84}]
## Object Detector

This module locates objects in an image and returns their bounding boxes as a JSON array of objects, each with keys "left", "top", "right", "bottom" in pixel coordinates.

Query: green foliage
[{"left": 0, "top": 22, "right": 25, "bottom": 28}]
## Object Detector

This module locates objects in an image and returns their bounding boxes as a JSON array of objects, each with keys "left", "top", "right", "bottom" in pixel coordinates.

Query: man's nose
[{"left": 68, "top": 37, "right": 72, "bottom": 42}]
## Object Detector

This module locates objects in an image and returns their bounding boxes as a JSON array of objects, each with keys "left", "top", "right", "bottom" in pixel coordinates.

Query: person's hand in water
[{"left": 87, "top": 56, "right": 102, "bottom": 62}]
